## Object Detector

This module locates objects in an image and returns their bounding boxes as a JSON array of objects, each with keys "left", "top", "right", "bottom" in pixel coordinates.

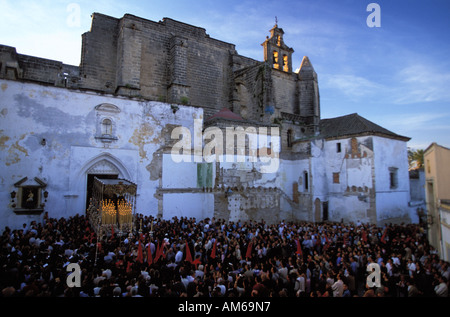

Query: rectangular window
[
  {"left": 336, "top": 143, "right": 341, "bottom": 153},
  {"left": 197, "top": 163, "right": 213, "bottom": 188},
  {"left": 304, "top": 171, "right": 309, "bottom": 191},
  {"left": 333, "top": 172, "right": 340, "bottom": 184},
  {"left": 389, "top": 167, "right": 398, "bottom": 189},
  {"left": 287, "top": 130, "right": 293, "bottom": 148}
]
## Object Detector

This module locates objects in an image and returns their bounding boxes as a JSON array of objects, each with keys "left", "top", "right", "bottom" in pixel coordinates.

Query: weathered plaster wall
[
  {"left": 373, "top": 136, "right": 412, "bottom": 224},
  {"left": 158, "top": 129, "right": 309, "bottom": 224},
  {"left": 0, "top": 79, "right": 202, "bottom": 229},
  {"left": 318, "top": 136, "right": 376, "bottom": 223},
  {"left": 410, "top": 169, "right": 425, "bottom": 201},
  {"left": 163, "top": 193, "right": 214, "bottom": 220}
]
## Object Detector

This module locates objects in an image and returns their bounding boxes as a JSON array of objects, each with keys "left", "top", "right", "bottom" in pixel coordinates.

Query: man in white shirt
[
  {"left": 216, "top": 278, "right": 226, "bottom": 295},
  {"left": 295, "top": 272, "right": 306, "bottom": 295},
  {"left": 391, "top": 253, "right": 401, "bottom": 267},
  {"left": 331, "top": 273, "right": 344, "bottom": 297},
  {"left": 407, "top": 259, "right": 416, "bottom": 277},
  {"left": 175, "top": 246, "right": 184, "bottom": 264},
  {"left": 386, "top": 259, "right": 393, "bottom": 276},
  {"left": 195, "top": 265, "right": 204, "bottom": 279}
]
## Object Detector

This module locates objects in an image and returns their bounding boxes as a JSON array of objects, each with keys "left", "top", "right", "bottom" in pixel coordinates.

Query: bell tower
[{"left": 261, "top": 20, "right": 294, "bottom": 72}]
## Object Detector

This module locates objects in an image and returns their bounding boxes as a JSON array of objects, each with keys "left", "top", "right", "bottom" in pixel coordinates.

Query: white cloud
[
  {"left": 321, "top": 63, "right": 450, "bottom": 107},
  {"left": 323, "top": 73, "right": 384, "bottom": 100},
  {"left": 392, "top": 64, "right": 450, "bottom": 105},
  {"left": 384, "top": 112, "right": 449, "bottom": 128}
]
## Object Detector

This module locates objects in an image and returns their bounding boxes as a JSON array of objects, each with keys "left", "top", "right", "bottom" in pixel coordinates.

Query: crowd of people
[{"left": 0, "top": 212, "right": 449, "bottom": 298}]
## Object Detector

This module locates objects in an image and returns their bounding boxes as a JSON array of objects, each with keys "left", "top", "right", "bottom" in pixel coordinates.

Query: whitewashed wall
[
  {"left": 163, "top": 193, "right": 214, "bottom": 220},
  {"left": 0, "top": 79, "right": 202, "bottom": 229},
  {"left": 373, "top": 136, "right": 412, "bottom": 224},
  {"left": 321, "top": 137, "right": 374, "bottom": 223}
]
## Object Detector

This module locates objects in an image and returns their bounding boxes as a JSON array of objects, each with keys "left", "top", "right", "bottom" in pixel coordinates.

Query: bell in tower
[{"left": 261, "top": 19, "right": 294, "bottom": 72}]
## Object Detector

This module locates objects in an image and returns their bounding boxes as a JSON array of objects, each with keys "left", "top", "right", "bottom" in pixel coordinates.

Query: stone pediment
[{"left": 14, "top": 177, "right": 47, "bottom": 188}]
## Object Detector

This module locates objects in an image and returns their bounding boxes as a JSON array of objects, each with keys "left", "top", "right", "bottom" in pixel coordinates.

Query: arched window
[
  {"left": 102, "top": 119, "right": 113, "bottom": 136},
  {"left": 283, "top": 55, "right": 289, "bottom": 72},
  {"left": 273, "top": 51, "right": 279, "bottom": 69}
]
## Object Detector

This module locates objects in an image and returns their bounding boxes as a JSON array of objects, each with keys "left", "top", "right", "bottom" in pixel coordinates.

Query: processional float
[{"left": 87, "top": 177, "right": 137, "bottom": 237}]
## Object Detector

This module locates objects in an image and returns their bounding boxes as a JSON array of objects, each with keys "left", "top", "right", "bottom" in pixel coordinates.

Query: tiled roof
[
  {"left": 318, "top": 113, "right": 410, "bottom": 141},
  {"left": 205, "top": 107, "right": 244, "bottom": 122}
]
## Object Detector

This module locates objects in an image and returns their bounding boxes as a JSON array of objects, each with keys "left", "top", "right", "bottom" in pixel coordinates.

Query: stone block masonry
[
  {"left": 78, "top": 13, "right": 240, "bottom": 110},
  {"left": 80, "top": 13, "right": 119, "bottom": 93}
]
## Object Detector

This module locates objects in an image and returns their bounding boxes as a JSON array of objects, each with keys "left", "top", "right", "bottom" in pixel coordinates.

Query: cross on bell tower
[{"left": 261, "top": 20, "right": 294, "bottom": 72}]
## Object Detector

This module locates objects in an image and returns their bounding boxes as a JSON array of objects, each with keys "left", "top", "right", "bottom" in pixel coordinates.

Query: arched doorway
[
  {"left": 314, "top": 198, "right": 321, "bottom": 223},
  {"left": 322, "top": 201, "right": 329, "bottom": 221},
  {"left": 78, "top": 153, "right": 132, "bottom": 213}
]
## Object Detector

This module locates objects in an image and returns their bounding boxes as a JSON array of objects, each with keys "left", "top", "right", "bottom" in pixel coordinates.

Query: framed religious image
[
  {"left": 12, "top": 177, "right": 47, "bottom": 214},
  {"left": 21, "top": 186, "right": 40, "bottom": 209}
]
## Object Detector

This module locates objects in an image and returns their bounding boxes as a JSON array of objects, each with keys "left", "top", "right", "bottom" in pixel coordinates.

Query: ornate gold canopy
[{"left": 87, "top": 177, "right": 137, "bottom": 236}]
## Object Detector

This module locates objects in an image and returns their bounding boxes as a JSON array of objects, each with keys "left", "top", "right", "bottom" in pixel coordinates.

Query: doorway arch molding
[
  {"left": 80, "top": 153, "right": 132, "bottom": 180},
  {"left": 75, "top": 153, "right": 133, "bottom": 213}
]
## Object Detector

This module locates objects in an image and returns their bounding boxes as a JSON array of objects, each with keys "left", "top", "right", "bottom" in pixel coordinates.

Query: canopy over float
[{"left": 87, "top": 177, "right": 137, "bottom": 237}]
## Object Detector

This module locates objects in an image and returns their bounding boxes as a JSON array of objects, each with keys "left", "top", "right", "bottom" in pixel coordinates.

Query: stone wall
[
  {"left": 79, "top": 14, "right": 239, "bottom": 110},
  {"left": 80, "top": 13, "right": 119, "bottom": 93},
  {"left": 0, "top": 45, "right": 80, "bottom": 88}
]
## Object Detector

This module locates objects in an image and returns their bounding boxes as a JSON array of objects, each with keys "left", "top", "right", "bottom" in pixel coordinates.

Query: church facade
[{"left": 0, "top": 13, "right": 415, "bottom": 229}]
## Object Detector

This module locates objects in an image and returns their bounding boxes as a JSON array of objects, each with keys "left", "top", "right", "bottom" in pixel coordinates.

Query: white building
[
  {"left": 0, "top": 13, "right": 414, "bottom": 229},
  {"left": 291, "top": 113, "right": 412, "bottom": 225}
]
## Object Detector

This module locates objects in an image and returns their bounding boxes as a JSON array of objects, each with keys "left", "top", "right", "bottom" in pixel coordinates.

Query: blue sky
[{"left": 1, "top": 0, "right": 449, "bottom": 149}]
